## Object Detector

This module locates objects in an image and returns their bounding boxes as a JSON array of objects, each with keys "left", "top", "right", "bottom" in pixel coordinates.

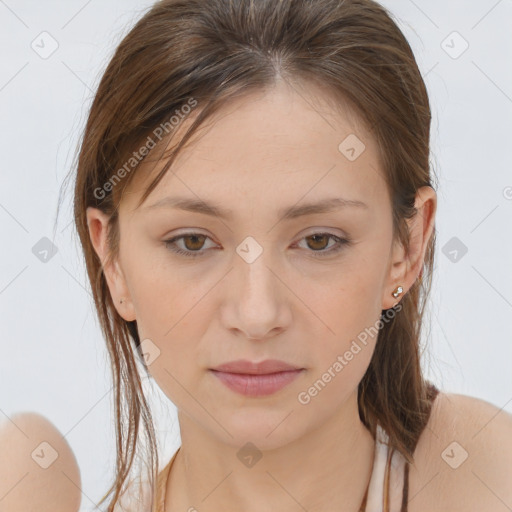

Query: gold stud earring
[{"left": 392, "top": 286, "right": 403, "bottom": 298}]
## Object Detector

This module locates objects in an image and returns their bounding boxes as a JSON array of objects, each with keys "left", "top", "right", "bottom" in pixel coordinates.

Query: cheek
[
  {"left": 307, "top": 300, "right": 379, "bottom": 392},
  {"left": 124, "top": 259, "right": 215, "bottom": 387},
  {"left": 123, "top": 241, "right": 206, "bottom": 331},
  {"left": 133, "top": 298, "right": 204, "bottom": 411},
  {"left": 119, "top": 250, "right": 205, "bottom": 385},
  {"left": 296, "top": 259, "right": 384, "bottom": 391},
  {"left": 296, "top": 291, "right": 380, "bottom": 411},
  {"left": 301, "top": 260, "right": 384, "bottom": 343}
]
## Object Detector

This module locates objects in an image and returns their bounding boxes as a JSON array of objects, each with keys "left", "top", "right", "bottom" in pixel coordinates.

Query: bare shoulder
[
  {"left": 0, "top": 411, "right": 82, "bottom": 512},
  {"left": 409, "top": 390, "right": 512, "bottom": 512}
]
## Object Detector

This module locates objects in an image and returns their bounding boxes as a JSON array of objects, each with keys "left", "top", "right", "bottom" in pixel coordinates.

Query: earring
[{"left": 392, "top": 285, "right": 403, "bottom": 298}]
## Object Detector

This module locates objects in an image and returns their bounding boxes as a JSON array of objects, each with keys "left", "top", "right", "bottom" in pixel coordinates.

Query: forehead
[{"left": 122, "top": 80, "right": 389, "bottom": 217}]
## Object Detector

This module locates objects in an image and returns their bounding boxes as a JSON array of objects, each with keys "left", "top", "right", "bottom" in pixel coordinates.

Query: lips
[
  {"left": 209, "top": 359, "right": 305, "bottom": 397},
  {"left": 211, "top": 359, "right": 302, "bottom": 375}
]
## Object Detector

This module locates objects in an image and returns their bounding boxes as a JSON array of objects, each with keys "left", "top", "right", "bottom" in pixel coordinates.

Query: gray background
[{"left": 0, "top": 0, "right": 511, "bottom": 510}]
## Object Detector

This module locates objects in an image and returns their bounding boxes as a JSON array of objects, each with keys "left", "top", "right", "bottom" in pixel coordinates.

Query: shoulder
[
  {"left": 0, "top": 411, "right": 82, "bottom": 512},
  {"left": 409, "top": 391, "right": 512, "bottom": 512}
]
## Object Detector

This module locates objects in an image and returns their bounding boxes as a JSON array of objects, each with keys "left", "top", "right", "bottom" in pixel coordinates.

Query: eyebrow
[{"left": 144, "top": 195, "right": 368, "bottom": 220}]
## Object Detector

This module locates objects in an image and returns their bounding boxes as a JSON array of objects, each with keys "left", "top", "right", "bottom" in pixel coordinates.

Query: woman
[{"left": 3, "top": 0, "right": 510, "bottom": 511}]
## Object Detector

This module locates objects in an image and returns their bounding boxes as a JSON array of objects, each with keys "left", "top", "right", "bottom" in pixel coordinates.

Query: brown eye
[
  {"left": 164, "top": 233, "right": 215, "bottom": 258},
  {"left": 305, "top": 234, "right": 331, "bottom": 251},
  {"left": 295, "top": 232, "right": 350, "bottom": 258},
  {"left": 181, "top": 234, "right": 207, "bottom": 251}
]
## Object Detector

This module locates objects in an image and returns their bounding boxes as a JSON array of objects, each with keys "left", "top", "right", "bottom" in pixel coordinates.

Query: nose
[{"left": 221, "top": 252, "right": 292, "bottom": 342}]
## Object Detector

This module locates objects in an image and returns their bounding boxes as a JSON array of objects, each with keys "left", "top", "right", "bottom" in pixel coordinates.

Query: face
[{"left": 87, "top": 80, "right": 435, "bottom": 450}]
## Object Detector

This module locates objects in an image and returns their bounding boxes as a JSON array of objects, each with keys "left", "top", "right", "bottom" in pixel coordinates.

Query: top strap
[{"left": 364, "top": 423, "right": 408, "bottom": 512}]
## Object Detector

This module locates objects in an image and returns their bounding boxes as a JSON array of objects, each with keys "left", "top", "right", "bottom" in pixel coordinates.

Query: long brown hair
[{"left": 67, "top": 0, "right": 439, "bottom": 509}]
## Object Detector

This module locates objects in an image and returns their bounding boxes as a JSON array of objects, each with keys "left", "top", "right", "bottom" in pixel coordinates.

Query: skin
[
  {"left": 86, "top": 79, "right": 512, "bottom": 511},
  {"left": 0, "top": 412, "right": 81, "bottom": 512},
  {"left": 408, "top": 392, "right": 512, "bottom": 511}
]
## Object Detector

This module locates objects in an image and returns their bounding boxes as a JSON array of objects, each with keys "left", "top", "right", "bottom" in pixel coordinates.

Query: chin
[{"left": 213, "top": 405, "right": 307, "bottom": 451}]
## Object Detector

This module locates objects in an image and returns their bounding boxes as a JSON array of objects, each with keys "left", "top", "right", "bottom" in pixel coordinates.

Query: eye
[
  {"left": 163, "top": 232, "right": 351, "bottom": 259},
  {"left": 164, "top": 233, "right": 216, "bottom": 258},
  {"left": 294, "top": 232, "right": 350, "bottom": 258}
]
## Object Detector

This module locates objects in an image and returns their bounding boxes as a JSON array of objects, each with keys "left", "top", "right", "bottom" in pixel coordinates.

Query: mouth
[{"left": 209, "top": 359, "right": 305, "bottom": 397}]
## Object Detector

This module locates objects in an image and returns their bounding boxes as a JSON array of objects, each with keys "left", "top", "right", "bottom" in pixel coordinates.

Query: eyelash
[{"left": 163, "top": 232, "right": 351, "bottom": 259}]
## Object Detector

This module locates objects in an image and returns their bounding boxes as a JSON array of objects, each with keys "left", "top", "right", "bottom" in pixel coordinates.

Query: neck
[{"left": 165, "top": 389, "right": 375, "bottom": 512}]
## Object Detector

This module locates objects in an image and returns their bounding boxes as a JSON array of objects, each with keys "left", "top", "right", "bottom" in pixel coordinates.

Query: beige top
[{"left": 146, "top": 422, "right": 409, "bottom": 512}]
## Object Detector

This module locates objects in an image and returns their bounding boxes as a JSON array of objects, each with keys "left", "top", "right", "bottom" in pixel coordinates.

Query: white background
[{"left": 1, "top": 1, "right": 511, "bottom": 510}]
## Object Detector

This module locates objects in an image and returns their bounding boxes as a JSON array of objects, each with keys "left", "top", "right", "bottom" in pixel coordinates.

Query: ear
[
  {"left": 381, "top": 186, "right": 437, "bottom": 310},
  {"left": 86, "top": 207, "right": 136, "bottom": 321}
]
